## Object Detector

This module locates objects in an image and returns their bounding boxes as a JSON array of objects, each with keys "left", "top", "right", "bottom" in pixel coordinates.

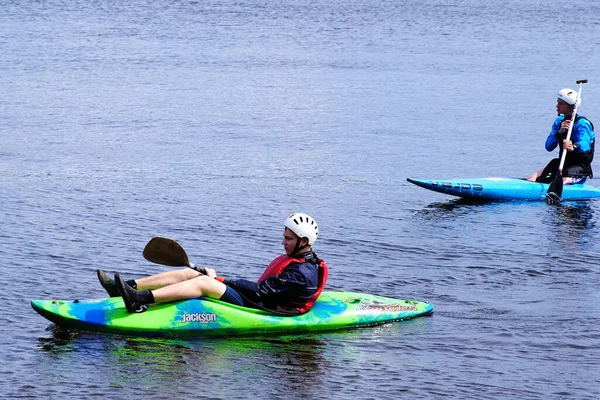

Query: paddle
[
  {"left": 143, "top": 236, "right": 207, "bottom": 275},
  {"left": 545, "top": 79, "right": 588, "bottom": 204}
]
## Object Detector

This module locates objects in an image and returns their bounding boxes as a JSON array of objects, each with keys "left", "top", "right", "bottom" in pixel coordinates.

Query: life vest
[
  {"left": 575, "top": 116, "right": 595, "bottom": 164},
  {"left": 258, "top": 254, "right": 329, "bottom": 314},
  {"left": 558, "top": 115, "right": 595, "bottom": 176}
]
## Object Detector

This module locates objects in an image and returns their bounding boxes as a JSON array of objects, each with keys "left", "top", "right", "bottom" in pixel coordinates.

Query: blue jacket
[{"left": 545, "top": 114, "right": 595, "bottom": 154}]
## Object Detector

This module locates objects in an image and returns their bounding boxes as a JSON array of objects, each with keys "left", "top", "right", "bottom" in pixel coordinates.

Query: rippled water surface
[{"left": 2, "top": 0, "right": 600, "bottom": 399}]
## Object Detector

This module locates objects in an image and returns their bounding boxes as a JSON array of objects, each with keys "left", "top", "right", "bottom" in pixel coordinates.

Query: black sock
[
  {"left": 136, "top": 289, "right": 155, "bottom": 304},
  {"left": 126, "top": 279, "right": 137, "bottom": 289}
]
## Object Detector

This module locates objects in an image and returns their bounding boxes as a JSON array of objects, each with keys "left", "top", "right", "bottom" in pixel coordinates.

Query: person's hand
[
  {"left": 203, "top": 267, "right": 217, "bottom": 278},
  {"left": 563, "top": 139, "right": 575, "bottom": 152},
  {"left": 560, "top": 119, "right": 571, "bottom": 132}
]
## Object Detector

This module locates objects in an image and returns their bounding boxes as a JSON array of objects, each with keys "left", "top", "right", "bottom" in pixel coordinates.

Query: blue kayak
[{"left": 407, "top": 177, "right": 600, "bottom": 201}]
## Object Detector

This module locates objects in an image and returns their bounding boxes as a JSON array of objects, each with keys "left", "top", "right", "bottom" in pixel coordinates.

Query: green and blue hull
[{"left": 31, "top": 291, "right": 433, "bottom": 337}]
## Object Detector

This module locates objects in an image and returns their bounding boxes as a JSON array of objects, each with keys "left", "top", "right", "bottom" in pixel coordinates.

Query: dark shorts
[
  {"left": 537, "top": 158, "right": 592, "bottom": 183},
  {"left": 219, "top": 286, "right": 246, "bottom": 306}
]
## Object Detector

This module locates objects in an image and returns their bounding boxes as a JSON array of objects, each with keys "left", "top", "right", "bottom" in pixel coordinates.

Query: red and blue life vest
[{"left": 258, "top": 254, "right": 329, "bottom": 314}]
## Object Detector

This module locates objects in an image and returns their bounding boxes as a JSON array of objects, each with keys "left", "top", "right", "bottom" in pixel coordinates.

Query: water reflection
[
  {"left": 553, "top": 202, "right": 595, "bottom": 229},
  {"left": 37, "top": 326, "right": 329, "bottom": 398},
  {"left": 36, "top": 324, "right": 81, "bottom": 353},
  {"left": 413, "top": 198, "right": 598, "bottom": 226},
  {"left": 414, "top": 199, "right": 492, "bottom": 221},
  {"left": 118, "top": 335, "right": 328, "bottom": 398},
  {"left": 544, "top": 202, "right": 597, "bottom": 249}
]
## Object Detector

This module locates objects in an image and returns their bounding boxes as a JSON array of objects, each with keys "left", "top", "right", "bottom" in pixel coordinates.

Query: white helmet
[
  {"left": 284, "top": 213, "right": 318, "bottom": 245},
  {"left": 557, "top": 88, "right": 580, "bottom": 106}
]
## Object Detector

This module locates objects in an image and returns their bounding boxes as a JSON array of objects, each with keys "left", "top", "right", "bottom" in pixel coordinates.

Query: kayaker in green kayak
[
  {"left": 527, "top": 87, "right": 595, "bottom": 184},
  {"left": 97, "top": 213, "right": 329, "bottom": 315}
]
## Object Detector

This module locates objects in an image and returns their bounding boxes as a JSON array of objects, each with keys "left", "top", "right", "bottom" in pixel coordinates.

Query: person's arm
[
  {"left": 223, "top": 278, "right": 259, "bottom": 293},
  {"left": 258, "top": 264, "right": 316, "bottom": 299},
  {"left": 570, "top": 120, "right": 594, "bottom": 153},
  {"left": 545, "top": 118, "right": 564, "bottom": 151},
  {"left": 225, "top": 263, "right": 317, "bottom": 300}
]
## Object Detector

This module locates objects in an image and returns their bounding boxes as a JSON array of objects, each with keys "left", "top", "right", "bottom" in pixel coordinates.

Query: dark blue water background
[{"left": 2, "top": 0, "right": 600, "bottom": 399}]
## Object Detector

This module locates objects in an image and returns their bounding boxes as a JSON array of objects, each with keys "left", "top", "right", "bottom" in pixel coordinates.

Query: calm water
[{"left": 2, "top": 0, "right": 600, "bottom": 399}]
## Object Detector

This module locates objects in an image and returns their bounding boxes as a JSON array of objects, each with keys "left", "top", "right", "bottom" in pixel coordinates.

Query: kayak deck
[
  {"left": 31, "top": 291, "right": 434, "bottom": 337},
  {"left": 407, "top": 177, "right": 600, "bottom": 201}
]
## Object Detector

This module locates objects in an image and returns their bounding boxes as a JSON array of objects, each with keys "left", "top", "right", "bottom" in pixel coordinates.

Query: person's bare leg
[
  {"left": 135, "top": 268, "right": 202, "bottom": 290},
  {"left": 115, "top": 273, "right": 228, "bottom": 312},
  {"left": 151, "top": 275, "right": 227, "bottom": 303},
  {"left": 527, "top": 169, "right": 543, "bottom": 181}
]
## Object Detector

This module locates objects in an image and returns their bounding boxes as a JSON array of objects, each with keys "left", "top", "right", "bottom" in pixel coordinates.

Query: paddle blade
[
  {"left": 545, "top": 173, "right": 563, "bottom": 204},
  {"left": 143, "top": 237, "right": 191, "bottom": 267}
]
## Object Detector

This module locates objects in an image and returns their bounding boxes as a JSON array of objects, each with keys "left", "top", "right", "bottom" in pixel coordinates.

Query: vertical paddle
[
  {"left": 142, "top": 236, "right": 207, "bottom": 275},
  {"left": 545, "top": 79, "right": 587, "bottom": 204}
]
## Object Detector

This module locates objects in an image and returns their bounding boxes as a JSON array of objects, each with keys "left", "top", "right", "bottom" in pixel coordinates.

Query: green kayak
[{"left": 31, "top": 291, "right": 434, "bottom": 337}]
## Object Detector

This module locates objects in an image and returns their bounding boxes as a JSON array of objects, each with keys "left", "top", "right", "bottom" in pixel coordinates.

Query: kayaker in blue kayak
[
  {"left": 528, "top": 87, "right": 595, "bottom": 184},
  {"left": 97, "top": 213, "right": 329, "bottom": 315}
]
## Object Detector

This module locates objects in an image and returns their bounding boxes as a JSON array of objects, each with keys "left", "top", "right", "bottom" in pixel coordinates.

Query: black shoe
[
  {"left": 97, "top": 269, "right": 120, "bottom": 297},
  {"left": 114, "top": 273, "right": 150, "bottom": 313}
]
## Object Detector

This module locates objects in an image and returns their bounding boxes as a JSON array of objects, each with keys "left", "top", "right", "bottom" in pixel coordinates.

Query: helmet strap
[{"left": 292, "top": 237, "right": 310, "bottom": 256}]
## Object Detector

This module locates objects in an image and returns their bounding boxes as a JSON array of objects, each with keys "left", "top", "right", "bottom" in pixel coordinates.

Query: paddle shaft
[
  {"left": 545, "top": 79, "right": 588, "bottom": 204},
  {"left": 556, "top": 79, "right": 587, "bottom": 174}
]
